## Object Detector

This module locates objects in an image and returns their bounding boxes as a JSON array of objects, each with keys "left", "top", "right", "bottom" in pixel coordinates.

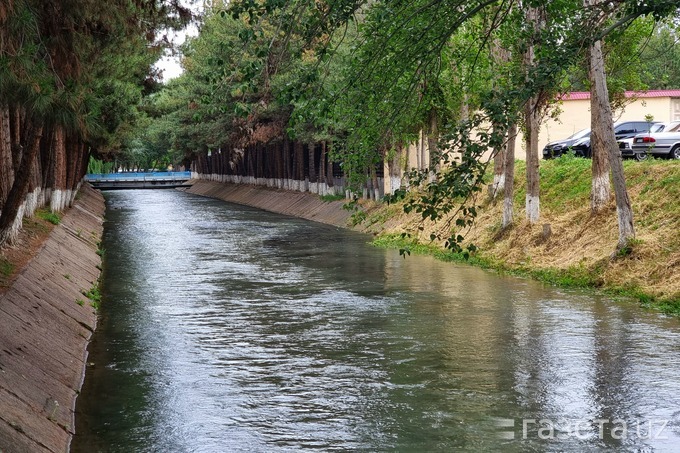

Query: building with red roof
[{"left": 513, "top": 89, "right": 680, "bottom": 159}]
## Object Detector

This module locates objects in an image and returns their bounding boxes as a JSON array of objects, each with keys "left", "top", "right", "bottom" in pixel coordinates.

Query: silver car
[{"left": 631, "top": 121, "right": 680, "bottom": 160}]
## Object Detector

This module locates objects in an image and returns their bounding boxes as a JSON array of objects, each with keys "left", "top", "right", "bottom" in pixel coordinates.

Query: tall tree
[
  {"left": 0, "top": 0, "right": 191, "bottom": 245},
  {"left": 522, "top": 3, "right": 546, "bottom": 224},
  {"left": 586, "top": 1, "right": 636, "bottom": 248}
]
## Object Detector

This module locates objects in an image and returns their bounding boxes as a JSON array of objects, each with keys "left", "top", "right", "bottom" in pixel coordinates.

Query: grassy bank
[{"left": 360, "top": 155, "right": 680, "bottom": 314}]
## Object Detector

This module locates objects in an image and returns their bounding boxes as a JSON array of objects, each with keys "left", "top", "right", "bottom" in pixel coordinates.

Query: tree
[
  {"left": 521, "top": 3, "right": 546, "bottom": 224},
  {"left": 178, "top": 0, "right": 679, "bottom": 253},
  {"left": 0, "top": 0, "right": 191, "bottom": 245},
  {"left": 639, "top": 19, "right": 680, "bottom": 89}
]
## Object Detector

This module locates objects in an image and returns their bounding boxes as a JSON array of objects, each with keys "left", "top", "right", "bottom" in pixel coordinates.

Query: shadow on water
[{"left": 74, "top": 189, "right": 680, "bottom": 452}]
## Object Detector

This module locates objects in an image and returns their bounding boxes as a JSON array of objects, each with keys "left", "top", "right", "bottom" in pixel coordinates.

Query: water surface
[{"left": 74, "top": 189, "right": 680, "bottom": 452}]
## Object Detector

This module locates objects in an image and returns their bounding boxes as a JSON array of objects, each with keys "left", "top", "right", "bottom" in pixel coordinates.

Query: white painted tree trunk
[
  {"left": 585, "top": 3, "right": 635, "bottom": 249},
  {"left": 25, "top": 188, "right": 41, "bottom": 218},
  {"left": 523, "top": 5, "right": 543, "bottom": 224},
  {"left": 50, "top": 189, "right": 64, "bottom": 212},
  {"left": 588, "top": 37, "right": 612, "bottom": 212},
  {"left": 0, "top": 202, "right": 25, "bottom": 245},
  {"left": 502, "top": 123, "right": 518, "bottom": 229}
]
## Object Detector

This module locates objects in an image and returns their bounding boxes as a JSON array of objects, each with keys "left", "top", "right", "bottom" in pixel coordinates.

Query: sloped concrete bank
[
  {"left": 0, "top": 184, "right": 104, "bottom": 453},
  {"left": 185, "top": 180, "right": 355, "bottom": 228}
]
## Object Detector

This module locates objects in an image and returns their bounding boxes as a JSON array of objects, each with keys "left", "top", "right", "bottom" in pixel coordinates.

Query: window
[{"left": 615, "top": 123, "right": 635, "bottom": 135}]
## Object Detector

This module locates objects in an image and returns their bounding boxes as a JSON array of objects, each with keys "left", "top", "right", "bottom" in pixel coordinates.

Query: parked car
[
  {"left": 543, "top": 121, "right": 663, "bottom": 159},
  {"left": 631, "top": 121, "right": 680, "bottom": 160},
  {"left": 618, "top": 122, "right": 667, "bottom": 160},
  {"left": 542, "top": 128, "right": 590, "bottom": 159}
]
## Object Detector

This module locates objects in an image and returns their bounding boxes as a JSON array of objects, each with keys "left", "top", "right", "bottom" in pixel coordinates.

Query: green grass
[
  {"left": 82, "top": 282, "right": 102, "bottom": 310},
  {"left": 319, "top": 193, "right": 345, "bottom": 202},
  {"left": 0, "top": 258, "right": 14, "bottom": 278},
  {"left": 36, "top": 209, "right": 62, "bottom": 225}
]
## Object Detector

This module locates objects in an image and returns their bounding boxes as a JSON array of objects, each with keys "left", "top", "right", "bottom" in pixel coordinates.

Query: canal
[{"left": 73, "top": 189, "right": 680, "bottom": 452}]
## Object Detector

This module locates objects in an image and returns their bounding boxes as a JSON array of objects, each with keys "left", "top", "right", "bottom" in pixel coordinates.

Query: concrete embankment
[
  {"left": 0, "top": 184, "right": 104, "bottom": 453},
  {"left": 185, "top": 180, "right": 355, "bottom": 228}
]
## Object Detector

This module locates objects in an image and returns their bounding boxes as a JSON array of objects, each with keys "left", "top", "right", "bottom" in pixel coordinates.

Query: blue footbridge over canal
[{"left": 85, "top": 171, "right": 192, "bottom": 190}]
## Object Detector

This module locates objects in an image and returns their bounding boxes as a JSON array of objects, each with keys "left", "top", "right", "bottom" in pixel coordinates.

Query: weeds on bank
[
  {"left": 0, "top": 258, "right": 15, "bottom": 288},
  {"left": 82, "top": 282, "right": 102, "bottom": 310},
  {"left": 319, "top": 194, "right": 345, "bottom": 202},
  {"left": 0, "top": 258, "right": 14, "bottom": 278},
  {"left": 36, "top": 209, "right": 62, "bottom": 225}
]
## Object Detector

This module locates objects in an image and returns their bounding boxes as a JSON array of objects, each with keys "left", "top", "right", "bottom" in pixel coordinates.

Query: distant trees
[
  {"left": 640, "top": 19, "right": 680, "bottom": 89},
  {"left": 0, "top": 0, "right": 189, "bottom": 246}
]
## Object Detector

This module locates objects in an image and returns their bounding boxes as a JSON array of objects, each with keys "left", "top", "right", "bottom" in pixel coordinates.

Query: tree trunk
[
  {"left": 0, "top": 120, "right": 44, "bottom": 246},
  {"left": 326, "top": 142, "right": 334, "bottom": 189},
  {"left": 502, "top": 123, "right": 517, "bottom": 229},
  {"left": 0, "top": 105, "right": 13, "bottom": 208},
  {"left": 492, "top": 125, "right": 507, "bottom": 199},
  {"left": 588, "top": 33, "right": 635, "bottom": 248},
  {"left": 10, "top": 106, "right": 22, "bottom": 174},
  {"left": 283, "top": 138, "right": 291, "bottom": 186},
  {"left": 589, "top": 39, "right": 612, "bottom": 212},
  {"left": 296, "top": 142, "right": 304, "bottom": 181},
  {"left": 308, "top": 143, "right": 317, "bottom": 183},
  {"left": 490, "top": 39, "right": 510, "bottom": 200},
  {"left": 416, "top": 130, "right": 423, "bottom": 170},
  {"left": 25, "top": 147, "right": 42, "bottom": 217},
  {"left": 50, "top": 125, "right": 67, "bottom": 211},
  {"left": 427, "top": 110, "right": 438, "bottom": 181},
  {"left": 523, "top": 5, "right": 543, "bottom": 224},
  {"left": 524, "top": 98, "right": 540, "bottom": 223}
]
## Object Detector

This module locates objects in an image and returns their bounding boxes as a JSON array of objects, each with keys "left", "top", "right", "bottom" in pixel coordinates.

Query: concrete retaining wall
[
  {"left": 185, "top": 180, "right": 355, "bottom": 228},
  {"left": 0, "top": 184, "right": 104, "bottom": 453}
]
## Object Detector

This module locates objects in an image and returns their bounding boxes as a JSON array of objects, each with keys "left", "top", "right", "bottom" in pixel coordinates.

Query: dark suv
[{"left": 543, "top": 121, "right": 663, "bottom": 159}]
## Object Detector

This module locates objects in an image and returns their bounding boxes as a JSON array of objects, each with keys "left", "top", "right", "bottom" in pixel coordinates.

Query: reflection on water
[{"left": 74, "top": 190, "right": 680, "bottom": 452}]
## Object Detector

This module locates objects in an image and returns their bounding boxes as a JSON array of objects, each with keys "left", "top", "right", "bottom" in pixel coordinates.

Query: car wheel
[
  {"left": 671, "top": 146, "right": 680, "bottom": 160},
  {"left": 634, "top": 151, "right": 647, "bottom": 161}
]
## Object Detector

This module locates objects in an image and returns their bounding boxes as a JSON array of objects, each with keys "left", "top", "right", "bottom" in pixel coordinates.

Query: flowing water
[{"left": 73, "top": 189, "right": 680, "bottom": 452}]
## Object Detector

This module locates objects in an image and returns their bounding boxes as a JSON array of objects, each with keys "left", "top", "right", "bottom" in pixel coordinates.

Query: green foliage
[
  {"left": 87, "top": 158, "right": 116, "bottom": 174},
  {"left": 639, "top": 19, "right": 680, "bottom": 89},
  {"left": 82, "top": 282, "right": 102, "bottom": 310},
  {"left": 319, "top": 194, "right": 345, "bottom": 202},
  {"left": 133, "top": 0, "right": 680, "bottom": 254},
  {"left": 36, "top": 209, "right": 61, "bottom": 225},
  {"left": 0, "top": 258, "right": 15, "bottom": 278}
]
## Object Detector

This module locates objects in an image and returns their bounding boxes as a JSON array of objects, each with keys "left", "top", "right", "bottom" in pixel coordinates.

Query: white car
[
  {"left": 631, "top": 121, "right": 680, "bottom": 160},
  {"left": 618, "top": 123, "right": 666, "bottom": 160}
]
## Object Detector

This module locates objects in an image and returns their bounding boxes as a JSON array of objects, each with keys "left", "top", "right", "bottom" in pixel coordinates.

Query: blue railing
[{"left": 85, "top": 171, "right": 191, "bottom": 181}]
